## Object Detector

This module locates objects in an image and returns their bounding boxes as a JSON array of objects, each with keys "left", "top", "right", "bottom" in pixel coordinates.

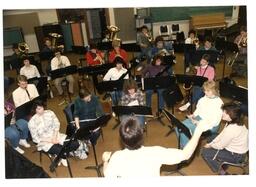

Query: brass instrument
[
  {"left": 48, "top": 33, "right": 64, "bottom": 50},
  {"left": 145, "top": 32, "right": 153, "bottom": 43},
  {"left": 107, "top": 25, "right": 120, "bottom": 41},
  {"left": 239, "top": 36, "right": 247, "bottom": 48},
  {"left": 228, "top": 36, "right": 247, "bottom": 66},
  {"left": 18, "top": 42, "right": 29, "bottom": 54}
]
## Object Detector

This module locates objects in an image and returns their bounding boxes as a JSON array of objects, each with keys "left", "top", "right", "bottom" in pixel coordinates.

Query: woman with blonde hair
[{"left": 175, "top": 80, "right": 223, "bottom": 148}]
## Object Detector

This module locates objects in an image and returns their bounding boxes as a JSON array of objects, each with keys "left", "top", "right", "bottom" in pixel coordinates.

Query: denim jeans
[
  {"left": 146, "top": 89, "right": 165, "bottom": 111},
  {"left": 139, "top": 47, "right": 152, "bottom": 64},
  {"left": 5, "top": 119, "right": 29, "bottom": 148},
  {"left": 110, "top": 91, "right": 123, "bottom": 106},
  {"left": 201, "top": 148, "right": 246, "bottom": 173},
  {"left": 174, "top": 117, "right": 219, "bottom": 149},
  {"left": 192, "top": 86, "right": 205, "bottom": 104}
]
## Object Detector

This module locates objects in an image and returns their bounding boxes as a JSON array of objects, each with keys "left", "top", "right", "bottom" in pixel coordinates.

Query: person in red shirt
[
  {"left": 85, "top": 42, "right": 104, "bottom": 66},
  {"left": 109, "top": 40, "right": 128, "bottom": 68}
]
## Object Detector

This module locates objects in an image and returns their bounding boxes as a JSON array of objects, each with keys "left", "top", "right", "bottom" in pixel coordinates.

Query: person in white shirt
[
  {"left": 12, "top": 75, "right": 39, "bottom": 107},
  {"left": 102, "top": 116, "right": 210, "bottom": 177},
  {"left": 51, "top": 48, "right": 74, "bottom": 96},
  {"left": 20, "top": 56, "right": 40, "bottom": 79},
  {"left": 103, "top": 57, "right": 129, "bottom": 105},
  {"left": 175, "top": 80, "right": 223, "bottom": 149},
  {"left": 201, "top": 102, "right": 248, "bottom": 175}
]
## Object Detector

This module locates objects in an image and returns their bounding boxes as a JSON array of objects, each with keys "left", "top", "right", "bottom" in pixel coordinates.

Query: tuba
[
  {"left": 107, "top": 25, "right": 120, "bottom": 41},
  {"left": 18, "top": 42, "right": 29, "bottom": 54}
]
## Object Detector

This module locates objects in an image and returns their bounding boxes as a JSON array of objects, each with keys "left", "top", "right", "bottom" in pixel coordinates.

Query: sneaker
[
  {"left": 179, "top": 102, "right": 191, "bottom": 111},
  {"left": 19, "top": 139, "right": 31, "bottom": 148},
  {"left": 60, "top": 159, "right": 68, "bottom": 167},
  {"left": 15, "top": 147, "right": 25, "bottom": 154},
  {"left": 185, "top": 67, "right": 190, "bottom": 73}
]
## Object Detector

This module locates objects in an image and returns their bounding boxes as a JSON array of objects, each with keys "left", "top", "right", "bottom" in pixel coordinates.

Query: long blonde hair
[{"left": 203, "top": 80, "right": 219, "bottom": 96}]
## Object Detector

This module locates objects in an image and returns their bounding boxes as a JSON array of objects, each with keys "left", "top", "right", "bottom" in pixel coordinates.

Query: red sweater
[
  {"left": 85, "top": 50, "right": 104, "bottom": 66},
  {"left": 109, "top": 48, "right": 128, "bottom": 66}
]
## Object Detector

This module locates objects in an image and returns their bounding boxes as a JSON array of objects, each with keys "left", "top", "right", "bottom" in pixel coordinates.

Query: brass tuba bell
[
  {"left": 18, "top": 42, "right": 29, "bottom": 54},
  {"left": 107, "top": 25, "right": 120, "bottom": 41},
  {"left": 49, "top": 33, "right": 62, "bottom": 49}
]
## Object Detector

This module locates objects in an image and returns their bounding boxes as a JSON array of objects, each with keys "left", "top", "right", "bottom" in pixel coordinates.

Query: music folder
[
  {"left": 112, "top": 106, "right": 153, "bottom": 117},
  {"left": 162, "top": 109, "right": 192, "bottom": 139}
]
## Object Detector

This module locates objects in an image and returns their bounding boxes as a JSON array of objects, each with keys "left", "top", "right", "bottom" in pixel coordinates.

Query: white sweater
[
  {"left": 193, "top": 96, "right": 223, "bottom": 130},
  {"left": 209, "top": 123, "right": 248, "bottom": 154}
]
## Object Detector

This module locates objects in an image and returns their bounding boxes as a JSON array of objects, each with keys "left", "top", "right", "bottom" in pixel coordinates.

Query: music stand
[
  {"left": 15, "top": 96, "right": 41, "bottom": 120},
  {"left": 219, "top": 81, "right": 248, "bottom": 116},
  {"left": 142, "top": 75, "right": 176, "bottom": 126},
  {"left": 28, "top": 76, "right": 48, "bottom": 102},
  {"left": 78, "top": 114, "right": 111, "bottom": 177},
  {"left": 162, "top": 109, "right": 191, "bottom": 175},
  {"left": 5, "top": 112, "right": 13, "bottom": 129},
  {"left": 191, "top": 50, "right": 219, "bottom": 66},
  {"left": 50, "top": 65, "right": 77, "bottom": 103},
  {"left": 77, "top": 63, "right": 115, "bottom": 94},
  {"left": 162, "top": 55, "right": 176, "bottom": 66},
  {"left": 111, "top": 105, "right": 153, "bottom": 129}
]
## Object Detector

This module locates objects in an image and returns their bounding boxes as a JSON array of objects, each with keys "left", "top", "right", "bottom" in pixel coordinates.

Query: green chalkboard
[
  {"left": 4, "top": 27, "right": 24, "bottom": 47},
  {"left": 150, "top": 6, "right": 233, "bottom": 22}
]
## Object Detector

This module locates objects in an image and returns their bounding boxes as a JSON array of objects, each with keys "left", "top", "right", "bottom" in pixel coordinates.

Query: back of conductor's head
[{"left": 119, "top": 116, "right": 143, "bottom": 150}]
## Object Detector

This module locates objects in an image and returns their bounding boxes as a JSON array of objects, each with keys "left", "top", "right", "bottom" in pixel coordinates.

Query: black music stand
[
  {"left": 78, "top": 63, "right": 115, "bottom": 94},
  {"left": 162, "top": 55, "right": 176, "bottom": 66},
  {"left": 5, "top": 112, "right": 13, "bottom": 129},
  {"left": 78, "top": 114, "right": 111, "bottom": 177},
  {"left": 111, "top": 105, "right": 153, "bottom": 130},
  {"left": 28, "top": 76, "right": 48, "bottom": 102},
  {"left": 15, "top": 96, "right": 42, "bottom": 121},
  {"left": 191, "top": 50, "right": 219, "bottom": 66},
  {"left": 142, "top": 75, "right": 176, "bottom": 126},
  {"left": 162, "top": 109, "right": 192, "bottom": 175},
  {"left": 50, "top": 65, "right": 77, "bottom": 103},
  {"left": 219, "top": 80, "right": 248, "bottom": 116},
  {"left": 176, "top": 74, "right": 208, "bottom": 113}
]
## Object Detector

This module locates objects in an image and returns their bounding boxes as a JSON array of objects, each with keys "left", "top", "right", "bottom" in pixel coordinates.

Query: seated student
[
  {"left": 198, "top": 36, "right": 217, "bottom": 51},
  {"left": 103, "top": 57, "right": 129, "bottom": 105},
  {"left": 73, "top": 88, "right": 104, "bottom": 145},
  {"left": 137, "top": 25, "right": 153, "bottom": 64},
  {"left": 120, "top": 79, "right": 146, "bottom": 127},
  {"left": 179, "top": 54, "right": 215, "bottom": 111},
  {"left": 85, "top": 41, "right": 104, "bottom": 66},
  {"left": 184, "top": 29, "right": 200, "bottom": 73},
  {"left": 175, "top": 80, "right": 223, "bottom": 149},
  {"left": 151, "top": 36, "right": 173, "bottom": 57},
  {"left": 51, "top": 48, "right": 74, "bottom": 96},
  {"left": 142, "top": 54, "right": 168, "bottom": 114},
  {"left": 4, "top": 102, "right": 30, "bottom": 154},
  {"left": 41, "top": 37, "right": 54, "bottom": 53},
  {"left": 109, "top": 39, "right": 128, "bottom": 67},
  {"left": 201, "top": 102, "right": 248, "bottom": 175},
  {"left": 28, "top": 100, "right": 79, "bottom": 167},
  {"left": 12, "top": 75, "right": 39, "bottom": 108},
  {"left": 102, "top": 116, "right": 210, "bottom": 177},
  {"left": 20, "top": 56, "right": 40, "bottom": 80}
]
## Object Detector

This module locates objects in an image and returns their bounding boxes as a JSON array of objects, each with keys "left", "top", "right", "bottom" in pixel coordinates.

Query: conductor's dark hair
[
  {"left": 201, "top": 54, "right": 211, "bottom": 62},
  {"left": 79, "top": 88, "right": 91, "bottom": 99},
  {"left": 119, "top": 116, "right": 143, "bottom": 150},
  {"left": 123, "top": 79, "right": 138, "bottom": 94},
  {"left": 222, "top": 102, "right": 243, "bottom": 125}
]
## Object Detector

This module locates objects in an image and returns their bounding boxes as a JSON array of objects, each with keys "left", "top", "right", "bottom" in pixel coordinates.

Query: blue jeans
[
  {"left": 192, "top": 86, "right": 204, "bottom": 104},
  {"left": 201, "top": 148, "right": 246, "bottom": 173},
  {"left": 139, "top": 47, "right": 152, "bottom": 64},
  {"left": 110, "top": 91, "right": 123, "bottom": 106},
  {"left": 174, "top": 117, "right": 219, "bottom": 149},
  {"left": 146, "top": 89, "right": 165, "bottom": 111},
  {"left": 5, "top": 119, "right": 29, "bottom": 148}
]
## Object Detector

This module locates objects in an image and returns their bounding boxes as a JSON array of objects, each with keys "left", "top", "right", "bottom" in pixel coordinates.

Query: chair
[
  {"left": 171, "top": 24, "right": 180, "bottom": 40},
  {"left": 159, "top": 25, "right": 170, "bottom": 41},
  {"left": 217, "top": 151, "right": 249, "bottom": 175}
]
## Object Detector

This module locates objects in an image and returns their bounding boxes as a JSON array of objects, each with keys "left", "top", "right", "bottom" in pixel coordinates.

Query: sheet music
[
  {"left": 70, "top": 118, "right": 97, "bottom": 124},
  {"left": 127, "top": 100, "right": 139, "bottom": 106},
  {"left": 141, "top": 77, "right": 144, "bottom": 90}
]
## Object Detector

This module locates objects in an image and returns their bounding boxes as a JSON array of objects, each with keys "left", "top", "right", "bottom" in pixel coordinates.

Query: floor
[{"left": 4, "top": 51, "right": 248, "bottom": 178}]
